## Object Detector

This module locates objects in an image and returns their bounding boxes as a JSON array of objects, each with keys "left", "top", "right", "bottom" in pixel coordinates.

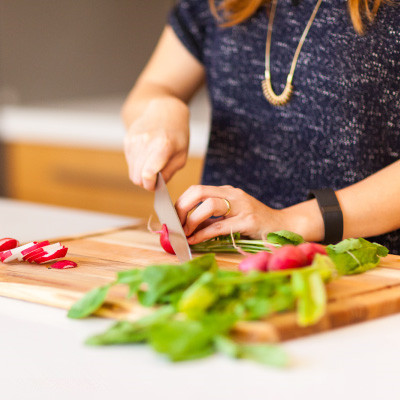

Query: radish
[
  {"left": 238, "top": 251, "right": 271, "bottom": 272},
  {"left": 147, "top": 216, "right": 175, "bottom": 255},
  {"left": 268, "top": 245, "right": 308, "bottom": 271},
  {"left": 157, "top": 224, "right": 175, "bottom": 255},
  {"left": 18, "top": 241, "right": 50, "bottom": 261},
  {"left": 0, "top": 241, "right": 38, "bottom": 263},
  {"left": 27, "top": 243, "right": 68, "bottom": 264},
  {"left": 297, "top": 242, "right": 327, "bottom": 265},
  {"left": 50, "top": 260, "right": 77, "bottom": 269},
  {"left": 24, "top": 243, "right": 62, "bottom": 262},
  {"left": 0, "top": 238, "right": 19, "bottom": 252}
]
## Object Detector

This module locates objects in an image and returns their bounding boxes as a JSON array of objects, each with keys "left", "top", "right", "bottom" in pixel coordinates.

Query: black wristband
[{"left": 307, "top": 188, "right": 343, "bottom": 245}]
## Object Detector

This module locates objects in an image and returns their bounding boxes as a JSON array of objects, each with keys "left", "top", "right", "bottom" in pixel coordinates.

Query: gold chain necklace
[{"left": 262, "top": 0, "right": 324, "bottom": 106}]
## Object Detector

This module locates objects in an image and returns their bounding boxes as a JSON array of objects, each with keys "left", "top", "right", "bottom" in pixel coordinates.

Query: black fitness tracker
[{"left": 307, "top": 188, "right": 344, "bottom": 245}]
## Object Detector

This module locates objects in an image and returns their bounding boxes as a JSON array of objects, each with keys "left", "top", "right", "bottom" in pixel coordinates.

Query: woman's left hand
[{"left": 175, "top": 185, "right": 287, "bottom": 245}]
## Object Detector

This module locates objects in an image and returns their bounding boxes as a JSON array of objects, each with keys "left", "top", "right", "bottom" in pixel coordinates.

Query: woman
[{"left": 122, "top": 0, "right": 400, "bottom": 253}]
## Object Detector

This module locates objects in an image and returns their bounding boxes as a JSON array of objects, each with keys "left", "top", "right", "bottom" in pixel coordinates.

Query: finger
[
  {"left": 176, "top": 185, "right": 234, "bottom": 224},
  {"left": 124, "top": 133, "right": 151, "bottom": 186},
  {"left": 160, "top": 152, "right": 187, "bottom": 183},
  {"left": 187, "top": 217, "right": 242, "bottom": 245},
  {"left": 183, "top": 198, "right": 231, "bottom": 236},
  {"left": 142, "top": 137, "right": 174, "bottom": 191}
]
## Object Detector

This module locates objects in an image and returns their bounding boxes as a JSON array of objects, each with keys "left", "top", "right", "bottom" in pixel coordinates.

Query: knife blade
[{"left": 154, "top": 172, "right": 192, "bottom": 262}]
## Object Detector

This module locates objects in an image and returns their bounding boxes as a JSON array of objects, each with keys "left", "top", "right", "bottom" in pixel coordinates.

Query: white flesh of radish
[{"left": 1, "top": 242, "right": 37, "bottom": 263}]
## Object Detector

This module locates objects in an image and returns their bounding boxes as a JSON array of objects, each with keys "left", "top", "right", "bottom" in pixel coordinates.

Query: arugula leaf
[
  {"left": 149, "top": 313, "right": 236, "bottom": 362},
  {"left": 214, "top": 335, "right": 289, "bottom": 367},
  {"left": 86, "top": 305, "right": 175, "bottom": 346},
  {"left": 68, "top": 284, "right": 112, "bottom": 319},
  {"left": 138, "top": 254, "right": 217, "bottom": 307},
  {"left": 267, "top": 230, "right": 305, "bottom": 246},
  {"left": 327, "top": 238, "right": 388, "bottom": 275}
]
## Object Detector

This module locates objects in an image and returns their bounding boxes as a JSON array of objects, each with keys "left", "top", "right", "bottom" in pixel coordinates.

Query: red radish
[
  {"left": 50, "top": 260, "right": 77, "bottom": 269},
  {"left": 0, "top": 241, "right": 38, "bottom": 263},
  {"left": 24, "top": 243, "right": 62, "bottom": 262},
  {"left": 268, "top": 245, "right": 308, "bottom": 271},
  {"left": 147, "top": 216, "right": 175, "bottom": 255},
  {"left": 297, "top": 242, "right": 327, "bottom": 265},
  {"left": 158, "top": 224, "right": 175, "bottom": 255},
  {"left": 28, "top": 243, "right": 68, "bottom": 264},
  {"left": 18, "top": 241, "right": 50, "bottom": 261},
  {"left": 0, "top": 238, "right": 19, "bottom": 252},
  {"left": 238, "top": 251, "right": 271, "bottom": 272}
]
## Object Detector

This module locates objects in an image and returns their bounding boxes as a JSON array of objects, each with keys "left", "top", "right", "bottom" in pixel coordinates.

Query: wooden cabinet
[{"left": 4, "top": 142, "right": 203, "bottom": 218}]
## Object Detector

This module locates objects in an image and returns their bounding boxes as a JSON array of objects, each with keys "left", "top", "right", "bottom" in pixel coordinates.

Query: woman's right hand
[{"left": 124, "top": 97, "right": 190, "bottom": 191}]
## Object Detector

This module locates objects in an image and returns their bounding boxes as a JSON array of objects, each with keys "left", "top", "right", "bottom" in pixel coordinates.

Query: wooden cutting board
[{"left": 1, "top": 223, "right": 400, "bottom": 343}]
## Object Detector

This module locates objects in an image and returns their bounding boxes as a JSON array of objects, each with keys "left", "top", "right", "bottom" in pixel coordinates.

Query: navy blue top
[{"left": 168, "top": 0, "right": 400, "bottom": 253}]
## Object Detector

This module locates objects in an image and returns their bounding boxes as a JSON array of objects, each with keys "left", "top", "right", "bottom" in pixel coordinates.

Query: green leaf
[
  {"left": 267, "top": 230, "right": 305, "bottom": 246},
  {"left": 149, "top": 313, "right": 236, "bottom": 362},
  {"left": 86, "top": 305, "right": 175, "bottom": 346},
  {"left": 116, "top": 269, "right": 143, "bottom": 297},
  {"left": 178, "top": 272, "right": 218, "bottom": 315},
  {"left": 214, "top": 335, "right": 289, "bottom": 367},
  {"left": 292, "top": 269, "right": 326, "bottom": 327},
  {"left": 67, "top": 284, "right": 112, "bottom": 319},
  {"left": 327, "top": 238, "right": 388, "bottom": 275},
  {"left": 139, "top": 254, "right": 217, "bottom": 307}
]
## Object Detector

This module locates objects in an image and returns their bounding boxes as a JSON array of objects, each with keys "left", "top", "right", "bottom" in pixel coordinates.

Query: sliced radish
[
  {"left": 18, "top": 241, "right": 50, "bottom": 261},
  {"left": 0, "top": 241, "right": 38, "bottom": 263},
  {"left": 24, "top": 248, "right": 46, "bottom": 263},
  {"left": 24, "top": 243, "right": 61, "bottom": 263},
  {"left": 0, "top": 238, "right": 20, "bottom": 252},
  {"left": 33, "top": 247, "right": 68, "bottom": 264},
  {"left": 50, "top": 260, "right": 77, "bottom": 269}
]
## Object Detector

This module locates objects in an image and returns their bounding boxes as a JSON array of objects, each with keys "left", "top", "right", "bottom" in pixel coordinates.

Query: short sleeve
[{"left": 168, "top": 0, "right": 212, "bottom": 64}]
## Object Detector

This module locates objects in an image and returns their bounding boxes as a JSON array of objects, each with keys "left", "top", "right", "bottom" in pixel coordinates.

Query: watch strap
[{"left": 307, "top": 188, "right": 343, "bottom": 244}]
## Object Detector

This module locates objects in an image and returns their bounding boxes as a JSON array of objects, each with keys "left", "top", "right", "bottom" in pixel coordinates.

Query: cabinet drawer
[{"left": 5, "top": 142, "right": 203, "bottom": 218}]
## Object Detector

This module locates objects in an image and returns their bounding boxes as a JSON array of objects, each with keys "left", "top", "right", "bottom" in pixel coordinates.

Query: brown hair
[{"left": 209, "top": 0, "right": 383, "bottom": 34}]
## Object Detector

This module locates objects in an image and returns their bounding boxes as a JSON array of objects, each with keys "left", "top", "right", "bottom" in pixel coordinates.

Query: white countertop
[
  {"left": 0, "top": 90, "right": 211, "bottom": 157},
  {"left": 1, "top": 199, "right": 400, "bottom": 400}
]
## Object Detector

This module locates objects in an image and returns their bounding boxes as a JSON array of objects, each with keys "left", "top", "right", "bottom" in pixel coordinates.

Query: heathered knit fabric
[{"left": 168, "top": 0, "right": 400, "bottom": 253}]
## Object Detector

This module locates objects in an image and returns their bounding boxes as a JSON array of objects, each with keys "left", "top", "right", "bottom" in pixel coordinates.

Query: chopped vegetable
[
  {"left": 147, "top": 216, "right": 175, "bottom": 255},
  {"left": 0, "top": 241, "right": 38, "bottom": 263},
  {"left": 0, "top": 238, "right": 19, "bottom": 252},
  {"left": 0, "top": 237, "right": 77, "bottom": 268},
  {"left": 50, "top": 260, "right": 77, "bottom": 269}
]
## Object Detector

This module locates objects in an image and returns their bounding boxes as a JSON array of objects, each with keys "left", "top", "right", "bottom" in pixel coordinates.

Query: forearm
[
  {"left": 121, "top": 80, "right": 187, "bottom": 129},
  {"left": 283, "top": 160, "right": 400, "bottom": 242}
]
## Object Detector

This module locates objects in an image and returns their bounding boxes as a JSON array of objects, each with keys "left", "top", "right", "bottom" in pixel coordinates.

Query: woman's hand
[
  {"left": 124, "top": 97, "right": 190, "bottom": 191},
  {"left": 175, "top": 185, "right": 288, "bottom": 244}
]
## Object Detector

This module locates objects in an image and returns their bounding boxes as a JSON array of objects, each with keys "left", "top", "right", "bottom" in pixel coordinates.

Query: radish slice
[
  {"left": 0, "top": 238, "right": 20, "bottom": 252},
  {"left": 24, "top": 248, "right": 46, "bottom": 263},
  {"left": 33, "top": 247, "right": 68, "bottom": 264},
  {"left": 50, "top": 260, "right": 77, "bottom": 269},
  {"left": 0, "top": 241, "right": 38, "bottom": 263},
  {"left": 18, "top": 241, "right": 50, "bottom": 261}
]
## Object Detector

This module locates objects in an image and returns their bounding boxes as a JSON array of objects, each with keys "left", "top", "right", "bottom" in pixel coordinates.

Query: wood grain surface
[{"left": 1, "top": 224, "right": 400, "bottom": 342}]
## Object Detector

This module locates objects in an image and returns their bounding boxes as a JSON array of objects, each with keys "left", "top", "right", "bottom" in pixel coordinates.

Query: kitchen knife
[{"left": 154, "top": 172, "right": 192, "bottom": 262}]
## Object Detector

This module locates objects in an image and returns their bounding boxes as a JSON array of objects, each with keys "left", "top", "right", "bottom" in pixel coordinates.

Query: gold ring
[{"left": 222, "top": 198, "right": 231, "bottom": 217}]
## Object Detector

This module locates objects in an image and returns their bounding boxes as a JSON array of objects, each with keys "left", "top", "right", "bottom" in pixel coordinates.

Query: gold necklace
[{"left": 262, "top": 0, "right": 324, "bottom": 106}]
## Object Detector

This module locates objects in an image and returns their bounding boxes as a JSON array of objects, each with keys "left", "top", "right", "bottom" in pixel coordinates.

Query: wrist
[{"left": 281, "top": 199, "right": 324, "bottom": 242}]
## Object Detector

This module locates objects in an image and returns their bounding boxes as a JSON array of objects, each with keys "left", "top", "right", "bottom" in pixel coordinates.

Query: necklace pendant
[{"left": 261, "top": 77, "right": 293, "bottom": 106}]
